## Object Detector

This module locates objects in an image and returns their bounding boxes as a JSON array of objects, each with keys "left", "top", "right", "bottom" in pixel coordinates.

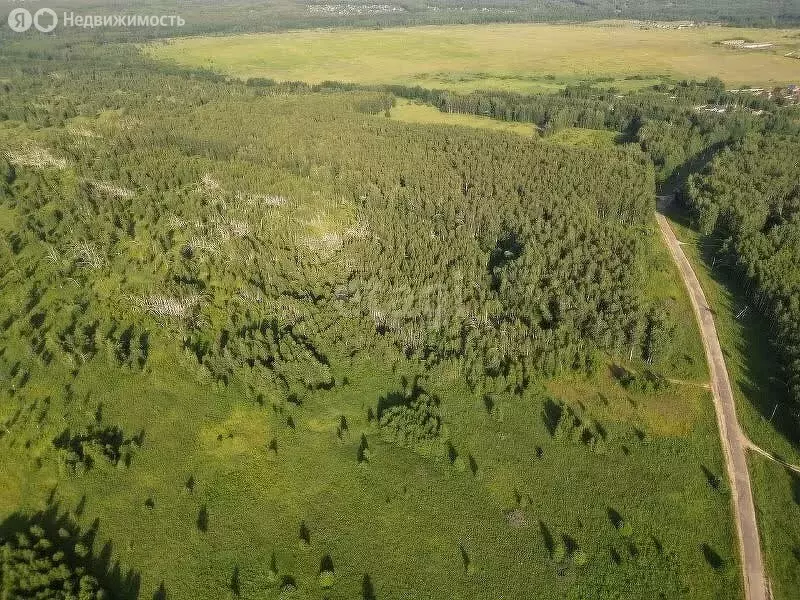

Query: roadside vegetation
[
  {"left": 682, "top": 136, "right": 800, "bottom": 430},
  {"left": 664, "top": 204, "right": 800, "bottom": 600}
]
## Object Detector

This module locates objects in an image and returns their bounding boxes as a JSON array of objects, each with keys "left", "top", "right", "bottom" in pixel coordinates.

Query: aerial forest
[{"left": 0, "top": 30, "right": 796, "bottom": 600}]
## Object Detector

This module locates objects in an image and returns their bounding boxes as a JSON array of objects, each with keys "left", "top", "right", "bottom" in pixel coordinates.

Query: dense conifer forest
[
  {"left": 684, "top": 136, "right": 800, "bottom": 431},
  {"left": 365, "top": 81, "right": 800, "bottom": 183},
  {"left": 0, "top": 41, "right": 682, "bottom": 398}
]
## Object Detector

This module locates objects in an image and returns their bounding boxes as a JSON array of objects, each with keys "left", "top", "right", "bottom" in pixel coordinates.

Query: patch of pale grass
[
  {"left": 67, "top": 127, "right": 101, "bottom": 139},
  {"left": 87, "top": 180, "right": 136, "bottom": 199},
  {"left": 4, "top": 147, "right": 67, "bottom": 170},
  {"left": 136, "top": 294, "right": 202, "bottom": 318},
  {"left": 344, "top": 218, "right": 370, "bottom": 241},
  {"left": 66, "top": 241, "right": 106, "bottom": 270},
  {"left": 301, "top": 232, "right": 343, "bottom": 257},
  {"left": 235, "top": 191, "right": 288, "bottom": 207}
]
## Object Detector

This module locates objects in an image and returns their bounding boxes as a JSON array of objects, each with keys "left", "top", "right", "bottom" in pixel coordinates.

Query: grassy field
[
  {"left": 664, "top": 207, "right": 800, "bottom": 600},
  {"left": 544, "top": 127, "right": 622, "bottom": 149},
  {"left": 387, "top": 99, "right": 537, "bottom": 135},
  {"left": 390, "top": 98, "right": 536, "bottom": 137},
  {"left": 2, "top": 342, "right": 739, "bottom": 600},
  {"left": 386, "top": 99, "right": 624, "bottom": 150},
  {"left": 144, "top": 22, "right": 800, "bottom": 90},
  {"left": 748, "top": 457, "right": 800, "bottom": 600}
]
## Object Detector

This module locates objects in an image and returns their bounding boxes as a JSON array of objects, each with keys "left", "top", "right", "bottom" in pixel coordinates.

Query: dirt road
[{"left": 655, "top": 202, "right": 767, "bottom": 600}]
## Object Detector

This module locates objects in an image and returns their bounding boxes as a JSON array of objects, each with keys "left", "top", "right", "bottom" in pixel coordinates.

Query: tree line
[{"left": 684, "top": 134, "right": 800, "bottom": 433}]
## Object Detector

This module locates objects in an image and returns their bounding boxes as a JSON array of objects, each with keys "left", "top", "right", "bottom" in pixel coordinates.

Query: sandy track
[{"left": 655, "top": 200, "right": 766, "bottom": 600}]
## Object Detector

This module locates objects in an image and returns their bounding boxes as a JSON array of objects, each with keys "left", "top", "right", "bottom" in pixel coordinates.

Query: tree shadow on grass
[
  {"left": 230, "top": 565, "right": 241, "bottom": 597},
  {"left": 607, "top": 507, "right": 624, "bottom": 530},
  {"left": 362, "top": 574, "right": 376, "bottom": 600},
  {"left": 153, "top": 582, "right": 168, "bottom": 600},
  {"left": 542, "top": 398, "right": 563, "bottom": 437},
  {"left": 320, "top": 553, "right": 334, "bottom": 574},
  {"left": 700, "top": 464, "right": 722, "bottom": 491},
  {"left": 539, "top": 520, "right": 554, "bottom": 557},
  {"left": 791, "top": 469, "right": 800, "bottom": 506},
  {"left": 197, "top": 504, "right": 209, "bottom": 532},
  {"left": 701, "top": 543, "right": 725, "bottom": 571}
]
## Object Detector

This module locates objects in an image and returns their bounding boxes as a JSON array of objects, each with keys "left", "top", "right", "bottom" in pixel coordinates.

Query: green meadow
[
  {"left": 144, "top": 22, "right": 800, "bottom": 90},
  {"left": 386, "top": 99, "right": 621, "bottom": 150},
  {"left": 387, "top": 99, "right": 537, "bottom": 135},
  {"left": 2, "top": 332, "right": 738, "bottom": 599}
]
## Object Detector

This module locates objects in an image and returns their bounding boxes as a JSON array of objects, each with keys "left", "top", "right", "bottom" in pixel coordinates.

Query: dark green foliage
[
  {"left": 362, "top": 574, "right": 376, "bottom": 600},
  {"left": 378, "top": 385, "right": 442, "bottom": 450},
  {"left": 196, "top": 506, "right": 209, "bottom": 533},
  {"left": 355, "top": 94, "right": 395, "bottom": 115},
  {"left": 357, "top": 434, "right": 370, "bottom": 464},
  {"left": 339, "top": 114, "right": 655, "bottom": 383},
  {"left": 383, "top": 80, "right": 799, "bottom": 183},
  {"left": 611, "top": 364, "right": 668, "bottom": 393},
  {"left": 0, "top": 513, "right": 109, "bottom": 600},
  {"left": 685, "top": 135, "right": 800, "bottom": 433},
  {"left": 642, "top": 304, "right": 677, "bottom": 365},
  {"left": 299, "top": 521, "right": 310, "bottom": 546},
  {"left": 53, "top": 424, "right": 137, "bottom": 475},
  {"left": 543, "top": 398, "right": 608, "bottom": 451},
  {"left": 0, "top": 39, "right": 676, "bottom": 403},
  {"left": 280, "top": 576, "right": 297, "bottom": 593}
]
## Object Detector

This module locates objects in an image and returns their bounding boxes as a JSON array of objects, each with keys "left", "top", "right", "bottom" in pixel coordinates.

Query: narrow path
[
  {"left": 667, "top": 378, "right": 711, "bottom": 390},
  {"left": 743, "top": 437, "right": 800, "bottom": 475},
  {"left": 655, "top": 198, "right": 767, "bottom": 600}
]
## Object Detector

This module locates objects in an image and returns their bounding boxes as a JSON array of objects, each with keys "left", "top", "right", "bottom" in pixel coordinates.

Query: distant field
[
  {"left": 144, "top": 22, "right": 800, "bottom": 90},
  {"left": 388, "top": 99, "right": 537, "bottom": 135},
  {"left": 387, "top": 100, "right": 623, "bottom": 150}
]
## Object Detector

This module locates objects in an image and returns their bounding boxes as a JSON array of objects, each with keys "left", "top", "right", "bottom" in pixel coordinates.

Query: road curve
[{"left": 655, "top": 201, "right": 767, "bottom": 600}]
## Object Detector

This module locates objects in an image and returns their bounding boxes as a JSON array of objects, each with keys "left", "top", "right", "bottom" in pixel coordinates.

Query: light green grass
[
  {"left": 544, "top": 127, "right": 622, "bottom": 149},
  {"left": 388, "top": 99, "right": 537, "bottom": 135},
  {"left": 144, "top": 22, "right": 800, "bottom": 90},
  {"left": 0, "top": 346, "right": 740, "bottom": 600},
  {"left": 748, "top": 457, "right": 800, "bottom": 600},
  {"left": 387, "top": 100, "right": 624, "bottom": 150}
]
